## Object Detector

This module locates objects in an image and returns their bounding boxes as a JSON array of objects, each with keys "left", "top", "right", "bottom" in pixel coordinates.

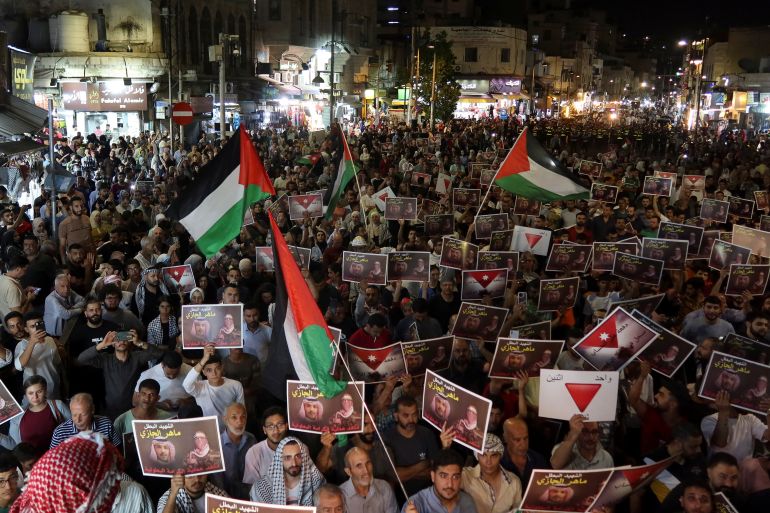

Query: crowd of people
[{"left": 0, "top": 111, "right": 768, "bottom": 513}]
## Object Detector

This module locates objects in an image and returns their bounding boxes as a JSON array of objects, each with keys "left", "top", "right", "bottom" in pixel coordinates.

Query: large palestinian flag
[
  {"left": 324, "top": 130, "right": 357, "bottom": 219},
  {"left": 494, "top": 127, "right": 589, "bottom": 202},
  {"left": 261, "top": 212, "right": 347, "bottom": 399},
  {"left": 166, "top": 126, "right": 275, "bottom": 258}
]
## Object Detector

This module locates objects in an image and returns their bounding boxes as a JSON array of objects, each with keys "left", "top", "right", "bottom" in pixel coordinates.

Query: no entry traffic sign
[{"left": 172, "top": 102, "right": 194, "bottom": 126}]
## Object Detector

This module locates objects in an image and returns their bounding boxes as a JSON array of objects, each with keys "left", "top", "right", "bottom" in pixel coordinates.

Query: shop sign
[
  {"left": 458, "top": 79, "right": 489, "bottom": 92},
  {"left": 190, "top": 96, "right": 215, "bottom": 114},
  {"left": 61, "top": 82, "right": 147, "bottom": 111},
  {"left": 489, "top": 77, "right": 522, "bottom": 94},
  {"left": 9, "top": 48, "right": 36, "bottom": 103}
]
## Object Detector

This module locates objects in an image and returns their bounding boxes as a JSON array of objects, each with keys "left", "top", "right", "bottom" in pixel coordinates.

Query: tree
[{"left": 413, "top": 31, "right": 461, "bottom": 125}]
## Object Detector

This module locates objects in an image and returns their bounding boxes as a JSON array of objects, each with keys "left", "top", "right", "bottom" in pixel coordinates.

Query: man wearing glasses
[
  {"left": 549, "top": 414, "right": 614, "bottom": 470},
  {"left": 0, "top": 453, "right": 21, "bottom": 511},
  {"left": 242, "top": 406, "right": 308, "bottom": 487}
]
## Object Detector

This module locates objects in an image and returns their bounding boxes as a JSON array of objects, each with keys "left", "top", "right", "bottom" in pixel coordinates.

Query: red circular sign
[{"left": 172, "top": 102, "right": 194, "bottom": 126}]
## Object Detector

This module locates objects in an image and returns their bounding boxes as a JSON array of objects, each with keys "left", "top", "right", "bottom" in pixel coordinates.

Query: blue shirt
[
  {"left": 500, "top": 448, "right": 549, "bottom": 490},
  {"left": 215, "top": 429, "right": 256, "bottom": 498},
  {"left": 50, "top": 415, "right": 121, "bottom": 449},
  {"left": 242, "top": 323, "right": 271, "bottom": 364},
  {"left": 401, "top": 486, "right": 477, "bottom": 513}
]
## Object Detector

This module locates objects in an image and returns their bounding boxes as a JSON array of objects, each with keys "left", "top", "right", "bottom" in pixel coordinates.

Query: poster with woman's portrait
[
  {"left": 451, "top": 302, "right": 508, "bottom": 342},
  {"left": 545, "top": 244, "right": 592, "bottom": 273},
  {"left": 440, "top": 238, "right": 479, "bottom": 271},
  {"left": 640, "top": 238, "right": 688, "bottom": 271},
  {"left": 658, "top": 222, "right": 704, "bottom": 256},
  {"left": 181, "top": 304, "right": 243, "bottom": 349},
  {"left": 386, "top": 252, "right": 431, "bottom": 282},
  {"left": 592, "top": 242, "right": 638, "bottom": 272},
  {"left": 286, "top": 381, "right": 365, "bottom": 435},
  {"left": 537, "top": 277, "right": 580, "bottom": 312},
  {"left": 489, "top": 339, "right": 564, "bottom": 378},
  {"left": 474, "top": 214, "right": 509, "bottom": 240},
  {"left": 631, "top": 310, "right": 697, "bottom": 378},
  {"left": 709, "top": 240, "right": 752, "bottom": 271},
  {"left": 698, "top": 351, "right": 770, "bottom": 415},
  {"left": 520, "top": 469, "right": 614, "bottom": 513},
  {"left": 341, "top": 252, "right": 388, "bottom": 285},
  {"left": 384, "top": 197, "right": 419, "bottom": 221},
  {"left": 424, "top": 214, "right": 455, "bottom": 237},
  {"left": 133, "top": 416, "right": 224, "bottom": 477},
  {"left": 422, "top": 370, "right": 492, "bottom": 453},
  {"left": 401, "top": 336, "right": 455, "bottom": 376}
]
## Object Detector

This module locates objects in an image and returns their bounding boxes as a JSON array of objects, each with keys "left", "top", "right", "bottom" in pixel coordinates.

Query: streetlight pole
[
  {"left": 429, "top": 49, "right": 436, "bottom": 130},
  {"left": 329, "top": 0, "right": 337, "bottom": 128},
  {"left": 407, "top": 26, "right": 415, "bottom": 124},
  {"left": 219, "top": 33, "right": 226, "bottom": 137}
]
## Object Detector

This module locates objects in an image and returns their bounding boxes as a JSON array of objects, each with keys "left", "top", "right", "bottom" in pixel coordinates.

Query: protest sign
[
  {"left": 537, "top": 277, "right": 580, "bottom": 312},
  {"left": 520, "top": 469, "right": 613, "bottom": 512},
  {"left": 545, "top": 244, "right": 592, "bottom": 273},
  {"left": 345, "top": 342, "right": 407, "bottom": 383},
  {"left": 162, "top": 265, "right": 196, "bottom": 294},
  {"left": 287, "top": 381, "right": 365, "bottom": 434},
  {"left": 539, "top": 369, "right": 619, "bottom": 422},
  {"left": 401, "top": 336, "right": 454, "bottom": 376},
  {"left": 288, "top": 193, "right": 323, "bottom": 220},
  {"left": 451, "top": 302, "right": 508, "bottom": 342},
  {"left": 386, "top": 252, "right": 431, "bottom": 282},
  {"left": 440, "top": 238, "right": 479, "bottom": 271},
  {"left": 489, "top": 338, "right": 564, "bottom": 378},
  {"left": 631, "top": 310, "right": 697, "bottom": 378},
  {"left": 698, "top": 351, "right": 770, "bottom": 415},
  {"left": 461, "top": 269, "right": 508, "bottom": 300},
  {"left": 342, "top": 252, "right": 388, "bottom": 285},
  {"left": 181, "top": 304, "right": 243, "bottom": 349}
]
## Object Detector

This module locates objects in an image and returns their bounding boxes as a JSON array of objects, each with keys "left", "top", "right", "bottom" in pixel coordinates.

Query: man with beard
[
  {"left": 209, "top": 403, "right": 256, "bottom": 499},
  {"left": 113, "top": 378, "right": 173, "bottom": 436},
  {"left": 43, "top": 274, "right": 85, "bottom": 337},
  {"left": 329, "top": 393, "right": 362, "bottom": 432},
  {"left": 680, "top": 296, "right": 735, "bottom": 345},
  {"left": 243, "top": 407, "right": 309, "bottom": 486},
  {"left": 131, "top": 265, "right": 170, "bottom": 326},
  {"left": 566, "top": 212, "right": 594, "bottom": 244},
  {"left": 440, "top": 339, "right": 486, "bottom": 394},
  {"left": 250, "top": 438, "right": 325, "bottom": 506},
  {"left": 100, "top": 283, "right": 144, "bottom": 334},
  {"left": 323, "top": 414, "right": 393, "bottom": 483},
  {"left": 62, "top": 296, "right": 120, "bottom": 361},
  {"left": 549, "top": 414, "right": 614, "bottom": 470},
  {"left": 402, "top": 449, "right": 477, "bottom": 513},
  {"left": 736, "top": 311, "right": 770, "bottom": 343},
  {"left": 158, "top": 472, "right": 228, "bottom": 513},
  {"left": 659, "top": 454, "right": 739, "bottom": 513},
  {"left": 340, "top": 447, "right": 398, "bottom": 513},
  {"left": 382, "top": 396, "right": 448, "bottom": 496},
  {"left": 184, "top": 430, "right": 222, "bottom": 471},
  {"left": 1, "top": 312, "right": 26, "bottom": 397},
  {"left": 701, "top": 390, "right": 770, "bottom": 463}
]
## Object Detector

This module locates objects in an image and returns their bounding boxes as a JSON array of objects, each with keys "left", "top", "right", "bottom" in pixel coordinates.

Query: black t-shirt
[
  {"left": 68, "top": 318, "right": 120, "bottom": 358},
  {"left": 381, "top": 425, "right": 439, "bottom": 495},
  {"left": 428, "top": 294, "right": 461, "bottom": 332}
]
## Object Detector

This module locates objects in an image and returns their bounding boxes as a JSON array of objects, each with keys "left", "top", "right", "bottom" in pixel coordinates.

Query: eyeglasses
[
  {"left": 264, "top": 422, "right": 286, "bottom": 431},
  {"left": 0, "top": 475, "right": 19, "bottom": 487}
]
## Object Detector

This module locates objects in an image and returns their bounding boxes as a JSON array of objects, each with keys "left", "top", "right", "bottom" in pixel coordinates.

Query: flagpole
[{"left": 472, "top": 127, "right": 527, "bottom": 224}]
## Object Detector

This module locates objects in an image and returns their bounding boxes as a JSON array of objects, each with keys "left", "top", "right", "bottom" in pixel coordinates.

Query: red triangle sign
[
  {"left": 579, "top": 315, "right": 619, "bottom": 348},
  {"left": 350, "top": 346, "right": 394, "bottom": 371},
  {"left": 687, "top": 176, "right": 701, "bottom": 184},
  {"left": 565, "top": 383, "right": 601, "bottom": 412},
  {"left": 524, "top": 233, "right": 543, "bottom": 248}
]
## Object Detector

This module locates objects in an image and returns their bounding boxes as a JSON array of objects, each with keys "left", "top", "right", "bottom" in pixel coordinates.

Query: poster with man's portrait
[
  {"left": 754, "top": 191, "right": 769, "bottom": 211},
  {"left": 717, "top": 334, "right": 770, "bottom": 366},
  {"left": 590, "top": 183, "right": 619, "bottom": 204},
  {"left": 286, "top": 245, "right": 311, "bottom": 271},
  {"left": 205, "top": 494, "right": 316, "bottom": 513},
  {"left": 694, "top": 230, "right": 719, "bottom": 260},
  {"left": 578, "top": 160, "right": 603, "bottom": 178},
  {"left": 489, "top": 339, "right": 564, "bottom": 378},
  {"left": 384, "top": 197, "right": 419, "bottom": 221},
  {"left": 345, "top": 342, "right": 407, "bottom": 383},
  {"left": 386, "top": 252, "right": 431, "bottom": 282},
  {"left": 698, "top": 351, "right": 770, "bottom": 416},
  {"left": 452, "top": 188, "right": 481, "bottom": 209},
  {"left": 341, "top": 252, "right": 388, "bottom": 285},
  {"left": 0, "top": 380, "right": 22, "bottom": 425},
  {"left": 133, "top": 416, "right": 225, "bottom": 477},
  {"left": 510, "top": 320, "right": 552, "bottom": 340},
  {"left": 401, "top": 336, "right": 455, "bottom": 376},
  {"left": 572, "top": 307, "right": 659, "bottom": 372},
  {"left": 287, "top": 381, "right": 365, "bottom": 435},
  {"left": 411, "top": 172, "right": 432, "bottom": 187},
  {"left": 489, "top": 230, "right": 514, "bottom": 251},
  {"left": 255, "top": 247, "right": 275, "bottom": 272},
  {"left": 477, "top": 251, "right": 518, "bottom": 275},
  {"left": 440, "top": 238, "right": 479, "bottom": 271},
  {"left": 612, "top": 252, "right": 663, "bottom": 287},
  {"left": 461, "top": 269, "right": 508, "bottom": 300},
  {"left": 700, "top": 198, "right": 730, "bottom": 224},
  {"left": 474, "top": 214, "right": 509, "bottom": 240},
  {"left": 728, "top": 197, "right": 755, "bottom": 219},
  {"left": 451, "top": 302, "right": 508, "bottom": 342},
  {"left": 417, "top": 199, "right": 442, "bottom": 223},
  {"left": 537, "top": 277, "right": 580, "bottom": 312},
  {"left": 181, "top": 304, "right": 243, "bottom": 349},
  {"left": 162, "top": 264, "right": 196, "bottom": 294},
  {"left": 732, "top": 224, "right": 770, "bottom": 260},
  {"left": 514, "top": 197, "right": 542, "bottom": 216},
  {"left": 288, "top": 193, "right": 323, "bottom": 220},
  {"left": 480, "top": 168, "right": 498, "bottom": 188},
  {"left": 592, "top": 242, "right": 638, "bottom": 272},
  {"left": 642, "top": 176, "right": 673, "bottom": 197},
  {"left": 658, "top": 222, "right": 704, "bottom": 256},
  {"left": 725, "top": 264, "right": 770, "bottom": 296},
  {"left": 424, "top": 214, "right": 455, "bottom": 237},
  {"left": 520, "top": 469, "right": 613, "bottom": 513},
  {"left": 267, "top": 193, "right": 290, "bottom": 216},
  {"left": 640, "top": 238, "right": 689, "bottom": 271},
  {"left": 545, "top": 244, "right": 592, "bottom": 273},
  {"left": 422, "top": 370, "right": 492, "bottom": 453},
  {"left": 682, "top": 174, "right": 706, "bottom": 201},
  {"left": 709, "top": 240, "right": 752, "bottom": 271},
  {"left": 631, "top": 310, "right": 697, "bottom": 378}
]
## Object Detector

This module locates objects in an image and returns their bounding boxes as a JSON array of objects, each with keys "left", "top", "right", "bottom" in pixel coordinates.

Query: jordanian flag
[
  {"left": 494, "top": 127, "right": 589, "bottom": 202},
  {"left": 263, "top": 211, "right": 347, "bottom": 398},
  {"left": 323, "top": 131, "right": 357, "bottom": 219},
  {"left": 296, "top": 152, "right": 322, "bottom": 167},
  {"left": 167, "top": 127, "right": 275, "bottom": 258}
]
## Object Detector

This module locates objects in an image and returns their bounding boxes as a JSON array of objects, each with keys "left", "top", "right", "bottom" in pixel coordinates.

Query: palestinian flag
[
  {"left": 494, "top": 127, "right": 589, "bottom": 202},
  {"left": 166, "top": 127, "right": 275, "bottom": 258},
  {"left": 324, "top": 131, "right": 357, "bottom": 219},
  {"left": 263, "top": 211, "right": 347, "bottom": 398},
  {"left": 296, "top": 152, "right": 322, "bottom": 167}
]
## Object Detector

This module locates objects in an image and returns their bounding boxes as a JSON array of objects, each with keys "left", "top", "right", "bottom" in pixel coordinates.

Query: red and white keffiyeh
[{"left": 11, "top": 431, "right": 123, "bottom": 513}]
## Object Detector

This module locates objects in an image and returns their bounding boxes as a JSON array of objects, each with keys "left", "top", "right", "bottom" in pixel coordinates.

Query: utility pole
[
  {"left": 329, "top": 0, "right": 337, "bottom": 128},
  {"left": 219, "top": 33, "right": 226, "bottom": 137},
  {"left": 429, "top": 50, "right": 437, "bottom": 129},
  {"left": 407, "top": 26, "right": 415, "bottom": 124}
]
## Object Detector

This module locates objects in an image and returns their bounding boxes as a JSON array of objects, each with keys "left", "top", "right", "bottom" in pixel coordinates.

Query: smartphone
[
  {"left": 517, "top": 292, "right": 527, "bottom": 304},
  {"left": 32, "top": 287, "right": 42, "bottom": 295},
  {"left": 115, "top": 331, "right": 132, "bottom": 342}
]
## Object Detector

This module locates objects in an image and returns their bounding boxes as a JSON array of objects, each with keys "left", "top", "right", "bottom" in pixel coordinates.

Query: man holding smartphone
[{"left": 14, "top": 312, "right": 64, "bottom": 401}]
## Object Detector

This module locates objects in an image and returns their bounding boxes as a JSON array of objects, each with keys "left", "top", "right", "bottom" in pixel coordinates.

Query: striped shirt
[{"left": 49, "top": 415, "right": 121, "bottom": 449}]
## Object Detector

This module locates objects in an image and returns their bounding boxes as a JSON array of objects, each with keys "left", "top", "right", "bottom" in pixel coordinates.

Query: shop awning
[
  {"left": 492, "top": 92, "right": 530, "bottom": 101},
  {"left": 0, "top": 138, "right": 46, "bottom": 157},
  {"left": 459, "top": 94, "right": 495, "bottom": 103},
  {"left": 0, "top": 96, "right": 48, "bottom": 139}
]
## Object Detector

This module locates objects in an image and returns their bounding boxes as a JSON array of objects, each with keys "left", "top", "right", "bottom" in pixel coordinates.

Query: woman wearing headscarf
[
  {"left": 90, "top": 210, "right": 107, "bottom": 244},
  {"left": 366, "top": 210, "right": 392, "bottom": 247},
  {"left": 249, "top": 437, "right": 325, "bottom": 506}
]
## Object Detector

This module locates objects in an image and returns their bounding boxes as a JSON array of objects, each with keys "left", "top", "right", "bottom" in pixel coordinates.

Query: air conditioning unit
[{"left": 453, "top": 65, "right": 462, "bottom": 72}]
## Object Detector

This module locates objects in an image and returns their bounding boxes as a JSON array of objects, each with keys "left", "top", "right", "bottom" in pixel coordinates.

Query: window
[
  {"left": 501, "top": 48, "right": 511, "bottom": 63},
  {"left": 464, "top": 47, "right": 478, "bottom": 62},
  {"left": 269, "top": 0, "right": 281, "bottom": 21}
]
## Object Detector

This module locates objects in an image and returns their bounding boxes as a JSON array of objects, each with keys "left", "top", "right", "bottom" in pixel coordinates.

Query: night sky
[{"left": 574, "top": 0, "right": 770, "bottom": 39}]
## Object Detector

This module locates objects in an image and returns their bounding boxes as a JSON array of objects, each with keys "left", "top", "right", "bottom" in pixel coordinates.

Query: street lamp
[
  {"left": 428, "top": 45, "right": 437, "bottom": 130},
  {"left": 216, "top": 33, "right": 240, "bottom": 137}
]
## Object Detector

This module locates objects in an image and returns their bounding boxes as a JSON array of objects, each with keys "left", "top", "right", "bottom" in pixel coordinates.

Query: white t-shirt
[
  {"left": 182, "top": 369, "right": 245, "bottom": 418},
  {"left": 136, "top": 363, "right": 193, "bottom": 404},
  {"left": 14, "top": 337, "right": 63, "bottom": 400},
  {"left": 701, "top": 412, "right": 768, "bottom": 462}
]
